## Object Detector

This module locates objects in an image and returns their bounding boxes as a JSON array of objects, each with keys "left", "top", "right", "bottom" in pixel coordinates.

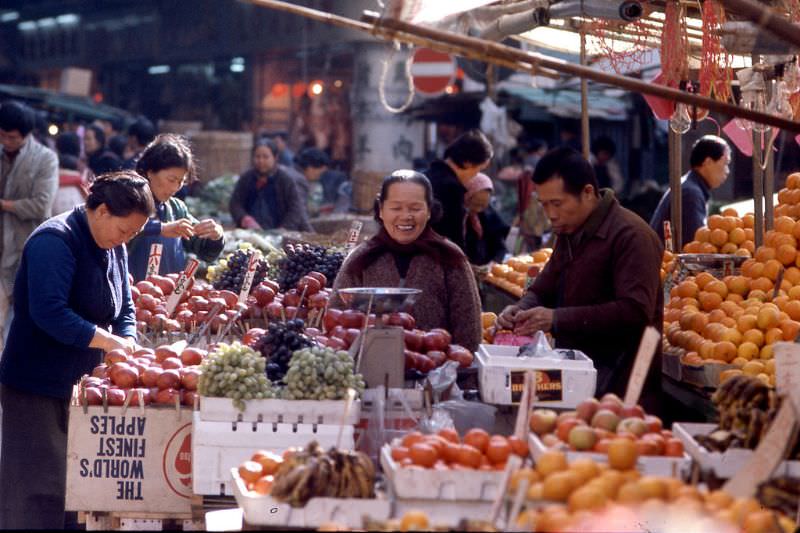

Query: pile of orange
[
  {"left": 389, "top": 428, "right": 529, "bottom": 471},
  {"left": 237, "top": 449, "right": 284, "bottom": 495},
  {"left": 661, "top": 250, "right": 676, "bottom": 283},
  {"left": 481, "top": 312, "right": 497, "bottom": 343},
  {"left": 515, "top": 447, "right": 795, "bottom": 533},
  {"left": 663, "top": 214, "right": 800, "bottom": 386},
  {"left": 774, "top": 172, "right": 800, "bottom": 219},
  {"left": 681, "top": 209, "right": 756, "bottom": 257},
  {"left": 486, "top": 249, "right": 552, "bottom": 298}
]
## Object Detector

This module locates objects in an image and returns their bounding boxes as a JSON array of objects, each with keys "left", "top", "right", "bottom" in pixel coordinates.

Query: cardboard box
[{"left": 66, "top": 404, "right": 194, "bottom": 515}]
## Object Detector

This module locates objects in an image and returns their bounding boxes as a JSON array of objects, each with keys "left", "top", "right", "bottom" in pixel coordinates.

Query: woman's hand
[
  {"left": 162, "top": 218, "right": 195, "bottom": 239},
  {"left": 240, "top": 215, "right": 262, "bottom": 230},
  {"left": 90, "top": 328, "right": 137, "bottom": 353},
  {"left": 194, "top": 219, "right": 223, "bottom": 240}
]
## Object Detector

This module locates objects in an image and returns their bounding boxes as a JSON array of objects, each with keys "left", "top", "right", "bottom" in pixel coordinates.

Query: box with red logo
[{"left": 65, "top": 397, "right": 194, "bottom": 515}]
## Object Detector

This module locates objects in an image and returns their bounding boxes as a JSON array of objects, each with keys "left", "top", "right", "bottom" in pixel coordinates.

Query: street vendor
[
  {"left": 230, "top": 138, "right": 312, "bottom": 232},
  {"left": 0, "top": 172, "right": 155, "bottom": 529},
  {"left": 333, "top": 170, "right": 482, "bottom": 352},
  {"left": 127, "top": 134, "right": 225, "bottom": 281},
  {"left": 649, "top": 135, "right": 731, "bottom": 244},
  {"left": 496, "top": 148, "right": 664, "bottom": 407}
]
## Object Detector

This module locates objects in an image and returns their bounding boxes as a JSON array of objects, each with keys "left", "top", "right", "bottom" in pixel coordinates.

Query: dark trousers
[{"left": 0, "top": 384, "right": 70, "bottom": 529}]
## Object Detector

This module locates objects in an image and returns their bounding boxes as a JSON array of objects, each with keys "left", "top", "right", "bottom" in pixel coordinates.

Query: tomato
[
  {"left": 486, "top": 436, "right": 512, "bottom": 464},
  {"left": 442, "top": 441, "right": 461, "bottom": 464},
  {"left": 635, "top": 439, "right": 658, "bottom": 456},
  {"left": 391, "top": 446, "right": 410, "bottom": 462},
  {"left": 437, "top": 428, "right": 460, "bottom": 444},
  {"left": 457, "top": 444, "right": 483, "bottom": 469},
  {"left": 238, "top": 461, "right": 264, "bottom": 483},
  {"left": 253, "top": 475, "right": 274, "bottom": 495},
  {"left": 251, "top": 450, "right": 283, "bottom": 476},
  {"left": 409, "top": 443, "right": 438, "bottom": 468},
  {"left": 401, "top": 431, "right": 425, "bottom": 449},
  {"left": 593, "top": 438, "right": 612, "bottom": 454},
  {"left": 463, "top": 428, "right": 490, "bottom": 454}
]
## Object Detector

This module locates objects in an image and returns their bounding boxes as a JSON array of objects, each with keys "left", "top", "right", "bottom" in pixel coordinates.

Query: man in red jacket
[{"left": 497, "top": 147, "right": 664, "bottom": 409}]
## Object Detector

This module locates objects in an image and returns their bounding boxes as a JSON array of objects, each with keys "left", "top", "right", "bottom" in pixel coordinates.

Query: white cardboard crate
[
  {"left": 198, "top": 396, "right": 361, "bottom": 425},
  {"left": 392, "top": 499, "right": 496, "bottom": 528},
  {"left": 192, "top": 412, "right": 355, "bottom": 495},
  {"left": 673, "top": 422, "right": 800, "bottom": 479},
  {"left": 476, "top": 344, "right": 596, "bottom": 409},
  {"left": 529, "top": 432, "right": 690, "bottom": 477},
  {"left": 230, "top": 468, "right": 390, "bottom": 527},
  {"left": 380, "top": 445, "right": 503, "bottom": 500}
]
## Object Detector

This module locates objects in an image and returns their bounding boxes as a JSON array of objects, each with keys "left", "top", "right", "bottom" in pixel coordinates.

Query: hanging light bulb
[
  {"left": 669, "top": 103, "right": 691, "bottom": 134},
  {"left": 770, "top": 81, "right": 794, "bottom": 120}
]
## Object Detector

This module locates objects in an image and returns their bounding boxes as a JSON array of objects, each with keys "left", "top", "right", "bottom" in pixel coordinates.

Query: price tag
[
  {"left": 623, "top": 326, "right": 660, "bottom": 406},
  {"left": 723, "top": 259, "right": 734, "bottom": 277},
  {"left": 237, "top": 251, "right": 260, "bottom": 305},
  {"left": 165, "top": 258, "right": 199, "bottom": 316},
  {"left": 146, "top": 243, "right": 163, "bottom": 278},
  {"left": 345, "top": 220, "right": 363, "bottom": 255},
  {"left": 663, "top": 221, "right": 673, "bottom": 254},
  {"left": 723, "top": 401, "right": 798, "bottom": 498}
]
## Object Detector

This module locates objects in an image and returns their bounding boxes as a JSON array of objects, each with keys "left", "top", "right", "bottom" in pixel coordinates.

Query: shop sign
[{"left": 410, "top": 48, "right": 456, "bottom": 96}]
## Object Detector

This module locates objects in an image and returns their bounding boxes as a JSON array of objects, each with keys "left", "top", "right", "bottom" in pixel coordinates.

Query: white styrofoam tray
[
  {"left": 380, "top": 445, "right": 503, "bottom": 501},
  {"left": 192, "top": 413, "right": 355, "bottom": 496},
  {"left": 476, "top": 344, "right": 597, "bottom": 409},
  {"left": 392, "top": 499, "right": 497, "bottom": 528},
  {"left": 673, "top": 422, "right": 800, "bottom": 479},
  {"left": 230, "top": 468, "right": 390, "bottom": 527},
  {"left": 199, "top": 396, "right": 361, "bottom": 424},
  {"left": 529, "top": 432, "right": 690, "bottom": 477}
]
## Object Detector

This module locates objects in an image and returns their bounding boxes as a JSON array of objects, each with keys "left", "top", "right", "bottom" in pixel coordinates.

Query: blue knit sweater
[{"left": 0, "top": 206, "right": 137, "bottom": 399}]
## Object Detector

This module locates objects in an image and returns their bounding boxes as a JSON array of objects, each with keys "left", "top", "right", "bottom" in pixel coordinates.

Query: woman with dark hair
[
  {"left": 127, "top": 134, "right": 224, "bottom": 281},
  {"left": 229, "top": 138, "right": 311, "bottom": 231},
  {"left": 333, "top": 170, "right": 482, "bottom": 351},
  {"left": 0, "top": 171, "right": 155, "bottom": 529},
  {"left": 84, "top": 123, "right": 121, "bottom": 177}
]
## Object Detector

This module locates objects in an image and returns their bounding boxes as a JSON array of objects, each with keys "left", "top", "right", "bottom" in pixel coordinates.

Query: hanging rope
[
  {"left": 661, "top": 1, "right": 689, "bottom": 88},
  {"left": 378, "top": 41, "right": 416, "bottom": 114},
  {"left": 699, "top": 0, "right": 733, "bottom": 103},
  {"left": 586, "top": 18, "right": 660, "bottom": 75}
]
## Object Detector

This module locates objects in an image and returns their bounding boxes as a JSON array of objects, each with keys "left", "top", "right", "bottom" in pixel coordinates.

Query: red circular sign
[{"left": 411, "top": 48, "right": 456, "bottom": 96}]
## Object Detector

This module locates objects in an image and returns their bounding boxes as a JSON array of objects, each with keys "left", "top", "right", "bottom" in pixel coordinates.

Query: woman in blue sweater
[
  {"left": 0, "top": 172, "right": 155, "bottom": 529},
  {"left": 127, "top": 134, "right": 224, "bottom": 281}
]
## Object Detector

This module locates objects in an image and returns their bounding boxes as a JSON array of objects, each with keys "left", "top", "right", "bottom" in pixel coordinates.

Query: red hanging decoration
[
  {"left": 661, "top": 1, "right": 689, "bottom": 89},
  {"left": 586, "top": 18, "right": 660, "bottom": 75},
  {"left": 699, "top": 0, "right": 733, "bottom": 104}
]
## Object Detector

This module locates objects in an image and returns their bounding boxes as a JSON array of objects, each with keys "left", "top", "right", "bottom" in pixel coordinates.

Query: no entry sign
[{"left": 410, "top": 48, "right": 456, "bottom": 96}]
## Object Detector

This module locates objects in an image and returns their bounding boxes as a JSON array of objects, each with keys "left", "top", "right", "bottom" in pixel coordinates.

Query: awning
[
  {"left": 500, "top": 84, "right": 630, "bottom": 121},
  {"left": 0, "top": 83, "right": 132, "bottom": 122}
]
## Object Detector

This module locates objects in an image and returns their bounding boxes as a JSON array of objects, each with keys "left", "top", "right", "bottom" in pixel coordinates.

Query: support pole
[
  {"left": 753, "top": 131, "right": 765, "bottom": 247},
  {"left": 580, "top": 31, "right": 590, "bottom": 160},
  {"left": 765, "top": 136, "right": 775, "bottom": 231},
  {"left": 669, "top": 130, "right": 683, "bottom": 251}
]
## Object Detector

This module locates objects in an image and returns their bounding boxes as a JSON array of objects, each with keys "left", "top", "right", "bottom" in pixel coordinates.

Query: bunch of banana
[
  {"left": 270, "top": 440, "right": 376, "bottom": 507},
  {"left": 757, "top": 477, "right": 800, "bottom": 517}
]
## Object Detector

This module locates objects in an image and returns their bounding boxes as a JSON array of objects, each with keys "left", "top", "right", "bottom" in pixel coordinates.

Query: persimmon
[
  {"left": 507, "top": 435, "right": 529, "bottom": 457},
  {"left": 238, "top": 461, "right": 264, "bottom": 484},
  {"left": 391, "top": 446, "right": 410, "bottom": 462},
  {"left": 457, "top": 444, "right": 482, "bottom": 468},
  {"left": 486, "top": 436, "right": 512, "bottom": 464},
  {"left": 252, "top": 475, "right": 274, "bottom": 495},
  {"left": 463, "top": 428, "right": 490, "bottom": 454},
  {"left": 437, "top": 427, "right": 459, "bottom": 444},
  {"left": 401, "top": 431, "right": 424, "bottom": 449},
  {"left": 409, "top": 443, "right": 438, "bottom": 468}
]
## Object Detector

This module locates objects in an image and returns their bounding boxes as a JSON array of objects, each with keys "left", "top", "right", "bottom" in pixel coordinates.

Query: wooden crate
[{"left": 187, "top": 131, "right": 253, "bottom": 183}]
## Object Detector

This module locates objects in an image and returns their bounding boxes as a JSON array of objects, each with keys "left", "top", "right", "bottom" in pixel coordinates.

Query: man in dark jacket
[
  {"left": 425, "top": 129, "right": 493, "bottom": 250},
  {"left": 497, "top": 147, "right": 664, "bottom": 411},
  {"left": 649, "top": 135, "right": 731, "bottom": 245}
]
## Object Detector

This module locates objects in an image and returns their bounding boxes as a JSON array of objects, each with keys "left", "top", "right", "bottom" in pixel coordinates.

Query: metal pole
[
  {"left": 669, "top": 130, "right": 683, "bottom": 251},
  {"left": 720, "top": 0, "right": 800, "bottom": 50},
  {"left": 580, "top": 31, "right": 590, "bottom": 160},
  {"left": 765, "top": 135, "right": 775, "bottom": 231},
  {"left": 753, "top": 132, "right": 765, "bottom": 246}
]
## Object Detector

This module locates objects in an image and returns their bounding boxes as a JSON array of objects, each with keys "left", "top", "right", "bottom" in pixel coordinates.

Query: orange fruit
[
  {"left": 399, "top": 511, "right": 430, "bottom": 531},
  {"left": 712, "top": 341, "right": 737, "bottom": 362},
  {"left": 694, "top": 227, "right": 711, "bottom": 243},
  {"left": 720, "top": 242, "right": 739, "bottom": 254},
  {"left": 742, "top": 328, "right": 765, "bottom": 348},
  {"left": 456, "top": 444, "right": 482, "bottom": 469},
  {"left": 699, "top": 242, "right": 719, "bottom": 253},
  {"left": 238, "top": 461, "right": 264, "bottom": 484},
  {"left": 722, "top": 207, "right": 739, "bottom": 217},
  {"left": 607, "top": 438, "right": 638, "bottom": 470},
  {"left": 699, "top": 291, "right": 723, "bottom": 311},
  {"left": 676, "top": 280, "right": 699, "bottom": 299},
  {"left": 709, "top": 229, "right": 729, "bottom": 248},
  {"left": 568, "top": 485, "right": 607, "bottom": 512},
  {"left": 788, "top": 173, "right": 800, "bottom": 189},
  {"left": 726, "top": 276, "right": 750, "bottom": 296},
  {"left": 781, "top": 319, "right": 800, "bottom": 341},
  {"left": 683, "top": 241, "right": 702, "bottom": 253},
  {"left": 728, "top": 227, "right": 746, "bottom": 245},
  {"left": 765, "top": 328, "right": 784, "bottom": 345},
  {"left": 743, "top": 214, "right": 755, "bottom": 228},
  {"left": 726, "top": 293, "right": 744, "bottom": 304},
  {"left": 535, "top": 449, "right": 568, "bottom": 477},
  {"left": 763, "top": 259, "right": 784, "bottom": 281},
  {"left": 749, "top": 277, "right": 773, "bottom": 293},
  {"left": 779, "top": 188, "right": 792, "bottom": 204},
  {"left": 437, "top": 428, "right": 460, "bottom": 444},
  {"left": 402, "top": 431, "right": 425, "bottom": 449},
  {"left": 757, "top": 306, "right": 780, "bottom": 330},
  {"left": 719, "top": 300, "right": 741, "bottom": 317},
  {"left": 708, "top": 215, "right": 725, "bottom": 231},
  {"left": 755, "top": 246, "right": 777, "bottom": 263},
  {"left": 737, "top": 341, "right": 759, "bottom": 360},
  {"left": 785, "top": 300, "right": 800, "bottom": 321},
  {"left": 708, "top": 308, "right": 726, "bottom": 323},
  {"left": 695, "top": 272, "right": 715, "bottom": 289},
  {"left": 410, "top": 443, "right": 438, "bottom": 468},
  {"left": 748, "top": 289, "right": 768, "bottom": 302},
  {"left": 251, "top": 450, "right": 283, "bottom": 476},
  {"left": 777, "top": 244, "right": 797, "bottom": 266},
  {"left": 253, "top": 475, "right": 274, "bottom": 495},
  {"left": 741, "top": 240, "right": 756, "bottom": 254},
  {"left": 776, "top": 216, "right": 796, "bottom": 235},
  {"left": 704, "top": 280, "right": 728, "bottom": 298}
]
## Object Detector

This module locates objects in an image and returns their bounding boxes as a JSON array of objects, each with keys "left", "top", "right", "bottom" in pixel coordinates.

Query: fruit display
[
  {"left": 756, "top": 476, "right": 800, "bottom": 519},
  {"left": 681, "top": 209, "right": 756, "bottom": 256},
  {"left": 237, "top": 441, "right": 376, "bottom": 507},
  {"left": 485, "top": 249, "right": 552, "bottom": 298},
  {"left": 207, "top": 245, "right": 271, "bottom": 294},
  {"left": 514, "top": 447, "right": 796, "bottom": 533},
  {"left": 80, "top": 343, "right": 208, "bottom": 408},
  {"left": 481, "top": 312, "right": 496, "bottom": 343},
  {"left": 254, "top": 318, "right": 315, "bottom": 381},
  {"left": 529, "top": 394, "right": 683, "bottom": 458},
  {"left": 276, "top": 243, "right": 344, "bottom": 292},
  {"left": 388, "top": 428, "right": 529, "bottom": 471},
  {"left": 282, "top": 346, "right": 365, "bottom": 400},
  {"left": 692, "top": 374, "right": 800, "bottom": 458},
  {"left": 197, "top": 341, "right": 277, "bottom": 409}
]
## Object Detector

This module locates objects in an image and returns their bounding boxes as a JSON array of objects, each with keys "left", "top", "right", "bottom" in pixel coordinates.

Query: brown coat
[
  {"left": 519, "top": 192, "right": 664, "bottom": 401},
  {"left": 333, "top": 246, "right": 483, "bottom": 352}
]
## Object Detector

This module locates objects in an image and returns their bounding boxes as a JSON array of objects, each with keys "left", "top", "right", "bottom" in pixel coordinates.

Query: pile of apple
[
  {"left": 79, "top": 344, "right": 208, "bottom": 408},
  {"left": 317, "top": 309, "right": 473, "bottom": 373},
  {"left": 529, "top": 393, "right": 684, "bottom": 457},
  {"left": 252, "top": 272, "right": 333, "bottom": 324}
]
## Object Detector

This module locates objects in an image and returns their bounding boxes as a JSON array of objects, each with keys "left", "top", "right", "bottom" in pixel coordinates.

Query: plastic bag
[
  {"left": 435, "top": 399, "right": 497, "bottom": 435},
  {"left": 518, "top": 331, "right": 565, "bottom": 359},
  {"left": 425, "top": 360, "right": 459, "bottom": 403}
]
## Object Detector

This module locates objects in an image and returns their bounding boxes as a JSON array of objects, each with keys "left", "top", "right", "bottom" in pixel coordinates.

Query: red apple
[
  {"left": 126, "top": 388, "right": 151, "bottom": 406},
  {"left": 423, "top": 331, "right": 448, "bottom": 352},
  {"left": 307, "top": 271, "right": 327, "bottom": 288},
  {"left": 309, "top": 293, "right": 328, "bottom": 309},
  {"left": 242, "top": 328, "right": 265, "bottom": 347},
  {"left": 426, "top": 350, "right": 446, "bottom": 367},
  {"left": 104, "top": 349, "right": 129, "bottom": 366},
  {"left": 219, "top": 290, "right": 239, "bottom": 308},
  {"left": 404, "top": 329, "right": 424, "bottom": 352},
  {"left": 180, "top": 368, "right": 201, "bottom": 391},
  {"left": 446, "top": 344, "right": 473, "bottom": 368},
  {"left": 141, "top": 367, "right": 163, "bottom": 388},
  {"left": 430, "top": 328, "right": 452, "bottom": 345},
  {"left": 297, "top": 276, "right": 321, "bottom": 295},
  {"left": 253, "top": 284, "right": 276, "bottom": 306},
  {"left": 83, "top": 387, "right": 103, "bottom": 406},
  {"left": 266, "top": 302, "right": 284, "bottom": 320},
  {"left": 157, "top": 369, "right": 181, "bottom": 390},
  {"left": 341, "top": 310, "right": 366, "bottom": 329},
  {"left": 283, "top": 290, "right": 301, "bottom": 307},
  {"left": 182, "top": 390, "right": 198, "bottom": 407},
  {"left": 161, "top": 357, "right": 183, "bottom": 370},
  {"left": 106, "top": 388, "right": 126, "bottom": 406},
  {"left": 92, "top": 364, "right": 109, "bottom": 379},
  {"left": 323, "top": 309, "right": 342, "bottom": 332},
  {"left": 155, "top": 345, "right": 180, "bottom": 363},
  {"left": 155, "top": 388, "right": 181, "bottom": 405}
]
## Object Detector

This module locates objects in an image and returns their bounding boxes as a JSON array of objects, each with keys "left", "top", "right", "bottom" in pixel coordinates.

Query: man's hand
[
  {"left": 194, "top": 219, "right": 223, "bottom": 240},
  {"left": 161, "top": 218, "right": 195, "bottom": 239},
  {"left": 496, "top": 305, "right": 521, "bottom": 330},
  {"left": 0, "top": 200, "right": 14, "bottom": 212},
  {"left": 513, "top": 306, "right": 554, "bottom": 336},
  {"left": 240, "top": 215, "right": 261, "bottom": 230}
]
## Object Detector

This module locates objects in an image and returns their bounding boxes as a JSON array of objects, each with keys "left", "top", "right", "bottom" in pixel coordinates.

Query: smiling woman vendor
[
  {"left": 127, "top": 134, "right": 224, "bottom": 281},
  {"left": 333, "top": 170, "right": 482, "bottom": 351}
]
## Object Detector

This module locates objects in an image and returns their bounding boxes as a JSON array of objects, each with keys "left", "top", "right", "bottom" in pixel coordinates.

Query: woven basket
[
  {"left": 188, "top": 131, "right": 253, "bottom": 182},
  {"left": 351, "top": 170, "right": 386, "bottom": 214}
]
